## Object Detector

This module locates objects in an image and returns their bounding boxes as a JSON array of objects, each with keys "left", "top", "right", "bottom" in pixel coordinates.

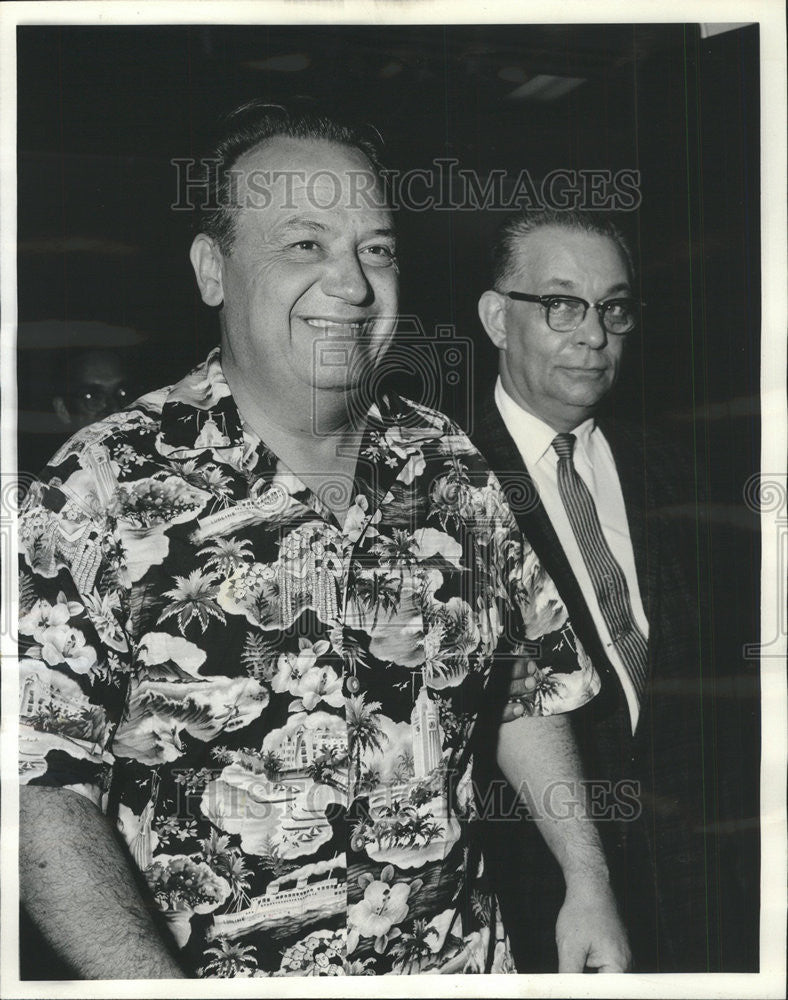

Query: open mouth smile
[{"left": 301, "top": 317, "right": 372, "bottom": 334}]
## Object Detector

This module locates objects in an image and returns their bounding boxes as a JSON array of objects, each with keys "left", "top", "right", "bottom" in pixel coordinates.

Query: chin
[
  {"left": 576, "top": 392, "right": 608, "bottom": 408},
  {"left": 568, "top": 381, "right": 612, "bottom": 405},
  {"left": 304, "top": 374, "right": 351, "bottom": 392}
]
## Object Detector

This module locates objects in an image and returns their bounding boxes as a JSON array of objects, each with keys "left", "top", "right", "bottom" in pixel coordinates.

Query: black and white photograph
[{"left": 1, "top": 1, "right": 785, "bottom": 996}]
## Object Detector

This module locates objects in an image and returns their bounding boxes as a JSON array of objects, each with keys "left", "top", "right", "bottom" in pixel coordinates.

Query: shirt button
[{"left": 347, "top": 676, "right": 361, "bottom": 694}]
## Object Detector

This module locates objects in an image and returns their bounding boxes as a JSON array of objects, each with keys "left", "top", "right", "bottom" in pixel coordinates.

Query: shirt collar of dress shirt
[{"left": 494, "top": 376, "right": 596, "bottom": 467}]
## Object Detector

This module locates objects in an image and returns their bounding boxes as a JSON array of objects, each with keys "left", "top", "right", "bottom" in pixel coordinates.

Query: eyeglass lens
[{"left": 547, "top": 297, "right": 636, "bottom": 334}]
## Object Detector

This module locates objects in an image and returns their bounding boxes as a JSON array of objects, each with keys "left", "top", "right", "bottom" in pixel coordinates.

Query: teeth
[{"left": 303, "top": 319, "right": 367, "bottom": 330}]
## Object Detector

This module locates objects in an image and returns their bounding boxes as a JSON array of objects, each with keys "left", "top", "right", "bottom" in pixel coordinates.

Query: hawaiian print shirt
[{"left": 18, "top": 348, "right": 600, "bottom": 977}]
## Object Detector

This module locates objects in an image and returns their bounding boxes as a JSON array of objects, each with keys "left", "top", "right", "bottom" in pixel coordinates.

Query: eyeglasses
[
  {"left": 67, "top": 384, "right": 133, "bottom": 415},
  {"left": 505, "top": 292, "right": 644, "bottom": 335}
]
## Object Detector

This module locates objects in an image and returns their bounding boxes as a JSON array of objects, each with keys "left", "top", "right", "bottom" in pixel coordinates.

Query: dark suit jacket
[{"left": 471, "top": 389, "right": 722, "bottom": 972}]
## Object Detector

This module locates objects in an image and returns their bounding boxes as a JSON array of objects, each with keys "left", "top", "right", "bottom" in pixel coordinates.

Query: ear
[
  {"left": 190, "top": 234, "right": 225, "bottom": 307},
  {"left": 52, "top": 396, "right": 71, "bottom": 426},
  {"left": 478, "top": 289, "right": 509, "bottom": 351}
]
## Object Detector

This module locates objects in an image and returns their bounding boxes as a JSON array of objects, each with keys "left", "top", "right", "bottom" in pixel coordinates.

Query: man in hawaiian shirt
[{"left": 18, "top": 101, "right": 630, "bottom": 978}]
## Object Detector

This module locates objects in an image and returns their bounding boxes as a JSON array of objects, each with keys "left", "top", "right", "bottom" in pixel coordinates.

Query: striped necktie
[{"left": 552, "top": 432, "right": 648, "bottom": 705}]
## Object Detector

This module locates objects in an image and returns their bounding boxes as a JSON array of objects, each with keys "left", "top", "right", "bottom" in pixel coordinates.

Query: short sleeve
[
  {"left": 18, "top": 471, "right": 131, "bottom": 809},
  {"left": 505, "top": 532, "right": 601, "bottom": 716},
  {"left": 442, "top": 425, "right": 601, "bottom": 718}
]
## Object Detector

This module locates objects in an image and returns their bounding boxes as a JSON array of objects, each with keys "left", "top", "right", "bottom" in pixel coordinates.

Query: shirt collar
[
  {"left": 494, "top": 376, "right": 596, "bottom": 466},
  {"left": 159, "top": 347, "right": 246, "bottom": 454},
  {"left": 158, "top": 347, "right": 423, "bottom": 490}
]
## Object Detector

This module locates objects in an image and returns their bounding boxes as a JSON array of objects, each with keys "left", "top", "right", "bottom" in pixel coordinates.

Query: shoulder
[
  {"left": 390, "top": 396, "right": 520, "bottom": 537},
  {"left": 393, "top": 395, "right": 495, "bottom": 470},
  {"left": 42, "top": 387, "right": 169, "bottom": 471},
  {"left": 600, "top": 416, "right": 685, "bottom": 464},
  {"left": 25, "top": 385, "right": 172, "bottom": 520},
  {"left": 598, "top": 415, "right": 694, "bottom": 501}
]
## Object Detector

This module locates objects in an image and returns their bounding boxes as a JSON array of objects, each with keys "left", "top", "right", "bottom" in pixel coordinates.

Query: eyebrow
[
  {"left": 542, "top": 278, "right": 631, "bottom": 296},
  {"left": 280, "top": 217, "right": 329, "bottom": 233},
  {"left": 279, "top": 218, "right": 396, "bottom": 240}
]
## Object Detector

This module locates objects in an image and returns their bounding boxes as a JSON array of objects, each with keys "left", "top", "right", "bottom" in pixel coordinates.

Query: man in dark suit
[{"left": 471, "top": 209, "right": 721, "bottom": 972}]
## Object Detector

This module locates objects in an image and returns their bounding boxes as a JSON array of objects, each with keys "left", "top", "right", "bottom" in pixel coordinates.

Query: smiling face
[
  {"left": 492, "top": 226, "right": 631, "bottom": 432},
  {"left": 191, "top": 136, "right": 398, "bottom": 409}
]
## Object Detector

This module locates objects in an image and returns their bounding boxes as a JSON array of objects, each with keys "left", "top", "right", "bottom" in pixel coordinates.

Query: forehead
[
  {"left": 510, "top": 226, "right": 630, "bottom": 288},
  {"left": 73, "top": 353, "right": 125, "bottom": 384},
  {"left": 231, "top": 136, "right": 392, "bottom": 235}
]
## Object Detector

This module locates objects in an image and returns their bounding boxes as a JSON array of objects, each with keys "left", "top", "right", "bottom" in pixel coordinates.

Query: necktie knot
[{"left": 552, "top": 433, "right": 576, "bottom": 462}]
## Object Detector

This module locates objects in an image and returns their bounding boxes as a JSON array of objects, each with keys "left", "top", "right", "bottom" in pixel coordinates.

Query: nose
[
  {"left": 573, "top": 305, "right": 607, "bottom": 349},
  {"left": 320, "top": 250, "right": 371, "bottom": 305}
]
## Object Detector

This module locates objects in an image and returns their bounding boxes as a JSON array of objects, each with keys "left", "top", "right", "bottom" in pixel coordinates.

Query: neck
[
  {"left": 498, "top": 364, "right": 592, "bottom": 434},
  {"left": 222, "top": 353, "right": 362, "bottom": 446},
  {"left": 223, "top": 355, "right": 362, "bottom": 523}
]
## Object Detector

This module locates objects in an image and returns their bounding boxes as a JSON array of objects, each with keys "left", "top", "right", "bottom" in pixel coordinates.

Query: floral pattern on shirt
[{"left": 18, "top": 348, "right": 600, "bottom": 976}]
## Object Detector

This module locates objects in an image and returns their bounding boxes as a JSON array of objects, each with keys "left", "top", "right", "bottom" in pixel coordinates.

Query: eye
[
  {"left": 360, "top": 244, "right": 398, "bottom": 267},
  {"left": 546, "top": 297, "right": 582, "bottom": 316},
  {"left": 290, "top": 240, "right": 321, "bottom": 252}
]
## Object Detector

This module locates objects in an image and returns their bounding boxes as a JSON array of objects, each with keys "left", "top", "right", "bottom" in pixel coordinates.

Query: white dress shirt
[{"left": 495, "top": 378, "right": 648, "bottom": 732}]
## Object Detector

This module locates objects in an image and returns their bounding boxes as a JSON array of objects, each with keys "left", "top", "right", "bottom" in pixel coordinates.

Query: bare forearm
[
  {"left": 20, "top": 786, "right": 186, "bottom": 979},
  {"left": 496, "top": 713, "right": 631, "bottom": 971},
  {"left": 496, "top": 713, "right": 608, "bottom": 880}
]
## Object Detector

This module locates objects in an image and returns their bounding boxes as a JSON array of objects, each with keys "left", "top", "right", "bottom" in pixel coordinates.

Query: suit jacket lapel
[{"left": 598, "top": 418, "right": 660, "bottom": 642}]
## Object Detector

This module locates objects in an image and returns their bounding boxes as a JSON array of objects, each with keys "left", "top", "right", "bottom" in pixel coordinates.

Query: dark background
[{"left": 16, "top": 22, "right": 760, "bottom": 974}]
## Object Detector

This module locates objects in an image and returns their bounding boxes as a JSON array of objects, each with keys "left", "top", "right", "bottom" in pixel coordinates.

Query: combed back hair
[
  {"left": 490, "top": 208, "right": 636, "bottom": 290},
  {"left": 195, "top": 99, "right": 387, "bottom": 255}
]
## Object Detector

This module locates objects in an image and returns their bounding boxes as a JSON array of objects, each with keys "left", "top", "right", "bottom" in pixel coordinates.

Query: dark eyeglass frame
[{"left": 505, "top": 291, "right": 644, "bottom": 335}]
